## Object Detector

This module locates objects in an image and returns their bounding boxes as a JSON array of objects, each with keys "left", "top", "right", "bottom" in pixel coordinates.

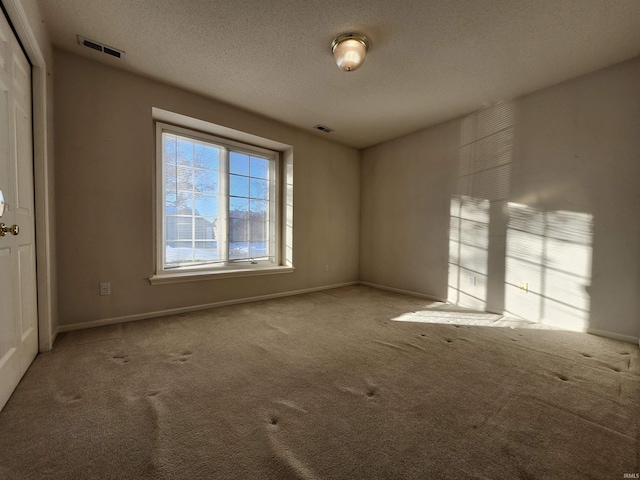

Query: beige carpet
[{"left": 0, "top": 286, "right": 638, "bottom": 479}]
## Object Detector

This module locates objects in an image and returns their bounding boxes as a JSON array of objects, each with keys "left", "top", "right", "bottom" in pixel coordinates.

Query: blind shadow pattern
[
  {"left": 448, "top": 101, "right": 515, "bottom": 311},
  {"left": 448, "top": 196, "right": 490, "bottom": 309},
  {"left": 505, "top": 204, "right": 593, "bottom": 331},
  {"left": 447, "top": 100, "right": 594, "bottom": 332}
]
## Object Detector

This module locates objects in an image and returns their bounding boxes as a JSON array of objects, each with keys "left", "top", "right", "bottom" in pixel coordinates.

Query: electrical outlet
[
  {"left": 324, "top": 264, "right": 329, "bottom": 272},
  {"left": 467, "top": 276, "right": 476, "bottom": 287},
  {"left": 518, "top": 282, "right": 528, "bottom": 293},
  {"left": 100, "top": 282, "right": 111, "bottom": 296}
]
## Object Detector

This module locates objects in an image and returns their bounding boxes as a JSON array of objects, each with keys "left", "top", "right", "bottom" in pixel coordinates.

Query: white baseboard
[
  {"left": 586, "top": 328, "right": 639, "bottom": 346},
  {"left": 55, "top": 281, "right": 640, "bottom": 347},
  {"left": 57, "top": 281, "right": 359, "bottom": 333},
  {"left": 361, "top": 283, "right": 639, "bottom": 346},
  {"left": 358, "top": 281, "right": 446, "bottom": 303}
]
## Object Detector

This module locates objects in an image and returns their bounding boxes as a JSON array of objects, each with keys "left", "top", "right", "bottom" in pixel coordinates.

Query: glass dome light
[{"left": 331, "top": 33, "right": 369, "bottom": 72}]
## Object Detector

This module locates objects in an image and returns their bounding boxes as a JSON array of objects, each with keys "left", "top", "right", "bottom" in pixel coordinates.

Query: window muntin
[{"left": 158, "top": 124, "right": 278, "bottom": 272}]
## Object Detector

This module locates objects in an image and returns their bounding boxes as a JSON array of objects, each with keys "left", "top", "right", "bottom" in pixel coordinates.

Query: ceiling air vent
[
  {"left": 77, "top": 36, "right": 125, "bottom": 59},
  {"left": 313, "top": 124, "right": 334, "bottom": 133}
]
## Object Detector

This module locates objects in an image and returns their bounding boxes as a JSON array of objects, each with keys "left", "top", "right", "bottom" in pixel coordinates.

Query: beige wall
[
  {"left": 361, "top": 56, "right": 640, "bottom": 341},
  {"left": 360, "top": 120, "right": 460, "bottom": 294},
  {"left": 54, "top": 50, "right": 360, "bottom": 327}
]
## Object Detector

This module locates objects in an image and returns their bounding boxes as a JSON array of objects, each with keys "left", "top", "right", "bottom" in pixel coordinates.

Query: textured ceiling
[{"left": 38, "top": 0, "right": 640, "bottom": 148}]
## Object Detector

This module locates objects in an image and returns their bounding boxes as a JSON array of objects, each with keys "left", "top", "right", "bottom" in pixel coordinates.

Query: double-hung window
[{"left": 154, "top": 122, "right": 282, "bottom": 279}]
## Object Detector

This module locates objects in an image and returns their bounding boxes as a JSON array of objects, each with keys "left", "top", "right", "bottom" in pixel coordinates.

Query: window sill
[{"left": 149, "top": 265, "right": 295, "bottom": 285}]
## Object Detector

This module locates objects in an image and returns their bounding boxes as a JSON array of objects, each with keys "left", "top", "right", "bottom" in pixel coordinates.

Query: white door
[{"left": 0, "top": 10, "right": 38, "bottom": 411}]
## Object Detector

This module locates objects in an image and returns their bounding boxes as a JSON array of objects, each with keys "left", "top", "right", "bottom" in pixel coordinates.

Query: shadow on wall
[
  {"left": 448, "top": 101, "right": 514, "bottom": 313},
  {"left": 447, "top": 101, "right": 594, "bottom": 332}
]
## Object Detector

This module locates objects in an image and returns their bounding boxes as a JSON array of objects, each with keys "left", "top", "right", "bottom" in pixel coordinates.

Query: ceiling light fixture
[{"left": 331, "top": 33, "right": 369, "bottom": 72}]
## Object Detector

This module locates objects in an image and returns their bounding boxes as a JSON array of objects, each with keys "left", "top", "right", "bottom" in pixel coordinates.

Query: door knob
[{"left": 0, "top": 223, "right": 19, "bottom": 236}]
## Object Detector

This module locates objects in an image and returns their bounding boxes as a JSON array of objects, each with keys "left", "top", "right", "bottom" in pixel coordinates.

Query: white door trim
[{"left": 2, "top": 0, "right": 55, "bottom": 351}]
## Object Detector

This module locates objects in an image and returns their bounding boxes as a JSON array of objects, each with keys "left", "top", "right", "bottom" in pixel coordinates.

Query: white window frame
[{"left": 150, "top": 121, "right": 293, "bottom": 284}]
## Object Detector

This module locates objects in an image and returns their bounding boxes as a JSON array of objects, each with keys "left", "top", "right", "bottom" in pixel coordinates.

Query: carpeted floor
[{"left": 0, "top": 286, "right": 638, "bottom": 479}]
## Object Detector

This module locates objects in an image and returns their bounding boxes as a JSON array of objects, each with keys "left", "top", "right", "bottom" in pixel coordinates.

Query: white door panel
[
  {"left": 18, "top": 243, "right": 37, "bottom": 373},
  {"left": 0, "top": 9, "right": 37, "bottom": 411},
  {"left": 0, "top": 247, "right": 19, "bottom": 406},
  {"left": 0, "top": 248, "right": 15, "bottom": 354}
]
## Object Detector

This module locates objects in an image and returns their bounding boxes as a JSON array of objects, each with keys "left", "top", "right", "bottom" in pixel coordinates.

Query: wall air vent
[
  {"left": 77, "top": 36, "right": 125, "bottom": 59},
  {"left": 313, "top": 124, "right": 334, "bottom": 133}
]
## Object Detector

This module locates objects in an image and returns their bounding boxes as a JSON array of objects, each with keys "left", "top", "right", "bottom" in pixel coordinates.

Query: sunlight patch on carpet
[{"left": 392, "top": 309, "right": 558, "bottom": 330}]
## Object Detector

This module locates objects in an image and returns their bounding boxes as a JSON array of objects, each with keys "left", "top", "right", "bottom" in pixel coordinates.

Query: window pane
[
  {"left": 194, "top": 217, "right": 216, "bottom": 240},
  {"left": 250, "top": 157, "right": 269, "bottom": 179},
  {"left": 230, "top": 151, "right": 249, "bottom": 175},
  {"left": 194, "top": 144, "right": 219, "bottom": 170},
  {"left": 194, "top": 194, "right": 218, "bottom": 217},
  {"left": 176, "top": 192, "right": 193, "bottom": 213},
  {"left": 166, "top": 241, "right": 195, "bottom": 265},
  {"left": 230, "top": 242, "right": 249, "bottom": 260},
  {"left": 249, "top": 200, "right": 267, "bottom": 222},
  {"left": 177, "top": 166, "right": 193, "bottom": 191},
  {"left": 165, "top": 215, "right": 179, "bottom": 241},
  {"left": 230, "top": 197, "right": 249, "bottom": 219},
  {"left": 165, "top": 191, "right": 177, "bottom": 212},
  {"left": 164, "top": 134, "right": 177, "bottom": 164},
  {"left": 250, "top": 178, "right": 268, "bottom": 200},
  {"left": 230, "top": 174, "right": 249, "bottom": 198},
  {"left": 194, "top": 168, "right": 218, "bottom": 193},
  {"left": 177, "top": 217, "right": 193, "bottom": 241},
  {"left": 249, "top": 220, "right": 267, "bottom": 242},
  {"left": 229, "top": 218, "right": 247, "bottom": 242},
  {"left": 250, "top": 240, "right": 268, "bottom": 257},
  {"left": 177, "top": 138, "right": 193, "bottom": 166},
  {"left": 193, "top": 241, "right": 219, "bottom": 261},
  {"left": 165, "top": 164, "right": 177, "bottom": 190},
  {"left": 166, "top": 216, "right": 192, "bottom": 241}
]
